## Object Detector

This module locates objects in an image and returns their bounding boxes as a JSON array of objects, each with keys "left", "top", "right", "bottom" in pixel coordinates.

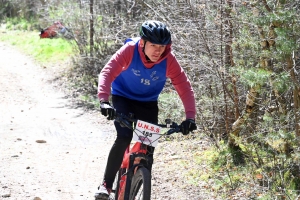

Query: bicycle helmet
[{"left": 140, "top": 20, "right": 171, "bottom": 45}]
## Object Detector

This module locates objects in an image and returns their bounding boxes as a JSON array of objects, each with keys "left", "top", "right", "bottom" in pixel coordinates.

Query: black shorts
[{"left": 112, "top": 95, "right": 158, "bottom": 139}]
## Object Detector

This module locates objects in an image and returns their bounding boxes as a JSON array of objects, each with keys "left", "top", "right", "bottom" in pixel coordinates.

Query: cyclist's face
[{"left": 142, "top": 40, "right": 166, "bottom": 62}]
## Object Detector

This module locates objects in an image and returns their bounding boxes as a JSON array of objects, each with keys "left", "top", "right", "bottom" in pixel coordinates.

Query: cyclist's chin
[{"left": 149, "top": 56, "right": 159, "bottom": 62}]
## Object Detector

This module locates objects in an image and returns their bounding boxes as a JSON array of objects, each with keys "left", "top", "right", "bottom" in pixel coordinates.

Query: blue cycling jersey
[{"left": 112, "top": 40, "right": 167, "bottom": 101}]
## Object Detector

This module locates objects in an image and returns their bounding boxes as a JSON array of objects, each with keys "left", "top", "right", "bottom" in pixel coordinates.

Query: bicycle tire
[
  {"left": 113, "top": 168, "right": 125, "bottom": 200},
  {"left": 129, "top": 167, "right": 151, "bottom": 200}
]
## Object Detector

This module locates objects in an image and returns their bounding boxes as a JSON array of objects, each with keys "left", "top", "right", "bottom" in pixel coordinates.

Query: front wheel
[
  {"left": 129, "top": 167, "right": 151, "bottom": 200},
  {"left": 112, "top": 168, "right": 126, "bottom": 200}
]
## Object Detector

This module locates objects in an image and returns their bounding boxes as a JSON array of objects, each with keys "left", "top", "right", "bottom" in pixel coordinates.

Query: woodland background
[{"left": 1, "top": 0, "right": 300, "bottom": 199}]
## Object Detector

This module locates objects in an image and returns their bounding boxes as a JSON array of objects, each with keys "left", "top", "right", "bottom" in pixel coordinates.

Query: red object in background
[{"left": 39, "top": 21, "right": 65, "bottom": 39}]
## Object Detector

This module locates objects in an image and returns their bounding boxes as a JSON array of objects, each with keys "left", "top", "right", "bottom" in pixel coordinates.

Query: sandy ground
[{"left": 0, "top": 42, "right": 116, "bottom": 200}]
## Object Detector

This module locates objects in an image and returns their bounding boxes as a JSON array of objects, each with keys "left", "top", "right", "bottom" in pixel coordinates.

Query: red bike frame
[
  {"left": 112, "top": 113, "right": 182, "bottom": 200},
  {"left": 116, "top": 142, "right": 147, "bottom": 200}
]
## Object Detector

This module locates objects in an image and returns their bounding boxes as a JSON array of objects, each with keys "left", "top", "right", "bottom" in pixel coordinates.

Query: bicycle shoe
[{"left": 94, "top": 184, "right": 111, "bottom": 200}]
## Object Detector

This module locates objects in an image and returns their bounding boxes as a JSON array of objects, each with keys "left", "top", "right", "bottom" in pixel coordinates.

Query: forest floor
[{"left": 0, "top": 41, "right": 222, "bottom": 200}]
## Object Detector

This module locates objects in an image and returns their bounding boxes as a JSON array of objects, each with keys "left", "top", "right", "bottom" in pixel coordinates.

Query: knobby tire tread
[{"left": 129, "top": 167, "right": 151, "bottom": 200}]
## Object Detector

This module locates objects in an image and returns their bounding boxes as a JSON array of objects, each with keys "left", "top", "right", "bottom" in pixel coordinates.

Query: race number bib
[{"left": 133, "top": 120, "right": 161, "bottom": 147}]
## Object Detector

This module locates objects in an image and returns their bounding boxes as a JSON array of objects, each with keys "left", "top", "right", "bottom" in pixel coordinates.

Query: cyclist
[{"left": 95, "top": 20, "right": 197, "bottom": 200}]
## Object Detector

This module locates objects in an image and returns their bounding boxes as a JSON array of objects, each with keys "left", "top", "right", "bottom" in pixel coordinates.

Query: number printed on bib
[{"left": 133, "top": 120, "right": 161, "bottom": 147}]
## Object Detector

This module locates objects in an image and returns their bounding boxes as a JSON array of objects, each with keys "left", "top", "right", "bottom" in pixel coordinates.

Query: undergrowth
[{"left": 158, "top": 130, "right": 300, "bottom": 199}]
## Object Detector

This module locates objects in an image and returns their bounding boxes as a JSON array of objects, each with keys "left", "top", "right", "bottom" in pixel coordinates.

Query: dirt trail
[
  {"left": 0, "top": 42, "right": 214, "bottom": 200},
  {"left": 0, "top": 42, "right": 115, "bottom": 200}
]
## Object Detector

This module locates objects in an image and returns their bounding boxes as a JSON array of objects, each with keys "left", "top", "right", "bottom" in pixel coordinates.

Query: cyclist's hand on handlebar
[
  {"left": 180, "top": 119, "right": 197, "bottom": 135},
  {"left": 100, "top": 101, "right": 115, "bottom": 120}
]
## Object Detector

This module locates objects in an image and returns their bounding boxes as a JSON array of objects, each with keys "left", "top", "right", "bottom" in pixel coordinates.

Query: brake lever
[{"left": 166, "top": 129, "right": 176, "bottom": 135}]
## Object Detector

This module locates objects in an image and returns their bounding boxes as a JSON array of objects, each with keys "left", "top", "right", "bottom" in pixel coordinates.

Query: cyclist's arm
[
  {"left": 97, "top": 43, "right": 135, "bottom": 102},
  {"left": 166, "top": 54, "right": 196, "bottom": 119}
]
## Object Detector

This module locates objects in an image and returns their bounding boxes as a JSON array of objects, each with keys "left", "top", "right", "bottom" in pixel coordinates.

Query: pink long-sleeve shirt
[{"left": 97, "top": 39, "right": 196, "bottom": 119}]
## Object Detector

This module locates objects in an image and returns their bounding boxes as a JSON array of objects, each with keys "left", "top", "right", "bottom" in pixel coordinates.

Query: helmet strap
[{"left": 142, "top": 41, "right": 151, "bottom": 62}]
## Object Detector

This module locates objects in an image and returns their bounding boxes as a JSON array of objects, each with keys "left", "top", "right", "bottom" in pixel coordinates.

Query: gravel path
[{"left": 0, "top": 42, "right": 115, "bottom": 200}]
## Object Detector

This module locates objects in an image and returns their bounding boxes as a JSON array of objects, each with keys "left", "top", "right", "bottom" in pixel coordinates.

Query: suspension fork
[
  {"left": 124, "top": 154, "right": 135, "bottom": 200},
  {"left": 120, "top": 143, "right": 149, "bottom": 200}
]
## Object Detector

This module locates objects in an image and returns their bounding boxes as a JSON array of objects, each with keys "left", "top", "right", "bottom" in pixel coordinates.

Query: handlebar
[{"left": 114, "top": 112, "right": 182, "bottom": 135}]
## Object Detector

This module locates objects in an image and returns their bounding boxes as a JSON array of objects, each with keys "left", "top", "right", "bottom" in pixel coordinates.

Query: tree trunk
[
  {"left": 222, "top": 0, "right": 238, "bottom": 146},
  {"left": 229, "top": 5, "right": 267, "bottom": 147},
  {"left": 287, "top": 54, "right": 300, "bottom": 138},
  {"left": 89, "top": 0, "right": 94, "bottom": 58},
  {"left": 230, "top": 86, "right": 259, "bottom": 146}
]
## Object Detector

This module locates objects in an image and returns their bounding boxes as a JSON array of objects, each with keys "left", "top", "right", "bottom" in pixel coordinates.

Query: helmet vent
[{"left": 139, "top": 20, "right": 171, "bottom": 45}]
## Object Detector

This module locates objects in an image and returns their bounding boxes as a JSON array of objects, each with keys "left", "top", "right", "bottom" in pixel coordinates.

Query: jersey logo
[
  {"left": 150, "top": 71, "right": 159, "bottom": 81},
  {"left": 131, "top": 69, "right": 141, "bottom": 76},
  {"left": 138, "top": 71, "right": 160, "bottom": 86}
]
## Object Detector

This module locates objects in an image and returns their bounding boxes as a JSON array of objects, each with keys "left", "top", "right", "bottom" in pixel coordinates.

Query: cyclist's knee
[
  {"left": 115, "top": 122, "right": 133, "bottom": 139},
  {"left": 114, "top": 136, "right": 131, "bottom": 148}
]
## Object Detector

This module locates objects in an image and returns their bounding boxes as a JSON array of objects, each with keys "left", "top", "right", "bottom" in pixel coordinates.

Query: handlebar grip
[
  {"left": 166, "top": 125, "right": 182, "bottom": 135},
  {"left": 166, "top": 129, "right": 176, "bottom": 135}
]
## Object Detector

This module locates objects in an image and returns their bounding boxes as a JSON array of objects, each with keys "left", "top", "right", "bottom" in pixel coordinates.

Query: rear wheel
[
  {"left": 129, "top": 167, "right": 151, "bottom": 200},
  {"left": 112, "top": 168, "right": 126, "bottom": 200}
]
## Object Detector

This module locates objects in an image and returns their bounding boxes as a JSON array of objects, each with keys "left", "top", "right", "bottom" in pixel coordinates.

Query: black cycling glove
[
  {"left": 100, "top": 102, "right": 115, "bottom": 120},
  {"left": 180, "top": 119, "right": 197, "bottom": 135}
]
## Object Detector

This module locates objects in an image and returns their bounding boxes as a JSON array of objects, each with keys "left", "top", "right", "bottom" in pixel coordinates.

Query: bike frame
[
  {"left": 118, "top": 142, "right": 149, "bottom": 200},
  {"left": 113, "top": 113, "right": 181, "bottom": 200}
]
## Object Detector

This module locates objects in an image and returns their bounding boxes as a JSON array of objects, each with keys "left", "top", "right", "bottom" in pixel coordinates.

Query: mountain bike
[{"left": 109, "top": 112, "right": 182, "bottom": 200}]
